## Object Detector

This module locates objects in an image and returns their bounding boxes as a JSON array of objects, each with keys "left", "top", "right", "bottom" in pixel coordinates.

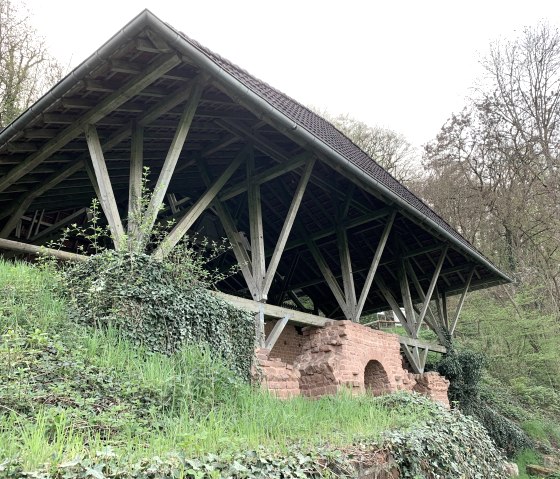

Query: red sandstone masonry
[{"left": 255, "top": 321, "right": 450, "bottom": 406}]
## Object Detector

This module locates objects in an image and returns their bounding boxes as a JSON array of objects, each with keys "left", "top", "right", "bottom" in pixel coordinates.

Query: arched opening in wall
[{"left": 364, "top": 360, "right": 390, "bottom": 396}]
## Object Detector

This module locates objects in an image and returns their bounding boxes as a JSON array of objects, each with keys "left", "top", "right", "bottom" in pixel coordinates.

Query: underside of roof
[{"left": 0, "top": 9, "right": 511, "bottom": 318}]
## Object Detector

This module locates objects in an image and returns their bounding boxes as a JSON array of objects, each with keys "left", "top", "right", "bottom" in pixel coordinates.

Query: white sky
[{"left": 25, "top": 0, "right": 560, "bottom": 149}]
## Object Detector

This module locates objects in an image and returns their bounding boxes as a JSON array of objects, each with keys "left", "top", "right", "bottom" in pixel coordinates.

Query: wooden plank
[
  {"left": 0, "top": 238, "right": 87, "bottom": 262},
  {"left": 0, "top": 53, "right": 180, "bottom": 193},
  {"left": 415, "top": 245, "right": 448, "bottom": 335},
  {"left": 307, "top": 239, "right": 350, "bottom": 319},
  {"left": 84, "top": 125, "right": 125, "bottom": 250},
  {"left": 264, "top": 315, "right": 291, "bottom": 350},
  {"left": 127, "top": 122, "right": 144, "bottom": 240},
  {"left": 398, "top": 335, "right": 447, "bottom": 354},
  {"left": 219, "top": 153, "right": 310, "bottom": 201},
  {"left": 246, "top": 148, "right": 266, "bottom": 300},
  {"left": 153, "top": 146, "right": 248, "bottom": 259},
  {"left": 354, "top": 211, "right": 395, "bottom": 321},
  {"left": 213, "top": 291, "right": 328, "bottom": 327},
  {"left": 261, "top": 157, "right": 315, "bottom": 297},
  {"left": 138, "top": 79, "right": 205, "bottom": 246},
  {"left": 450, "top": 267, "right": 475, "bottom": 335}
]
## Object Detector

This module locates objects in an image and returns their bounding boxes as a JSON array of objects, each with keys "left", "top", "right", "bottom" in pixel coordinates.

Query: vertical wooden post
[
  {"left": 128, "top": 121, "right": 144, "bottom": 243},
  {"left": 246, "top": 148, "right": 266, "bottom": 301},
  {"left": 338, "top": 227, "right": 357, "bottom": 320}
]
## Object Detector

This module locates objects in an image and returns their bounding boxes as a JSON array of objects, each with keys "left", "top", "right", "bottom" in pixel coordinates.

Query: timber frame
[{"left": 0, "top": 10, "right": 511, "bottom": 373}]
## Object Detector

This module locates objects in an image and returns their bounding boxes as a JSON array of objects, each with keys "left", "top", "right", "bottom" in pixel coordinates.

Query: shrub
[{"left": 63, "top": 250, "right": 255, "bottom": 379}]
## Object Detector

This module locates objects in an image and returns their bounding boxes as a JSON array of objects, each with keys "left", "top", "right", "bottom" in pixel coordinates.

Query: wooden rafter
[{"left": 0, "top": 53, "right": 180, "bottom": 193}]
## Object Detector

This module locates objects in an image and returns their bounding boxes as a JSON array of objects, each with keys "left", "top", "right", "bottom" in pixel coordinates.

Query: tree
[
  {"left": 423, "top": 22, "right": 560, "bottom": 315},
  {"left": 0, "top": 0, "right": 62, "bottom": 128},
  {"left": 319, "top": 111, "right": 421, "bottom": 184}
]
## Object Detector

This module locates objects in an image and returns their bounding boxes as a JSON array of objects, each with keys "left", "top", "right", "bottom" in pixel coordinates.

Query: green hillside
[{"left": 0, "top": 259, "right": 511, "bottom": 477}]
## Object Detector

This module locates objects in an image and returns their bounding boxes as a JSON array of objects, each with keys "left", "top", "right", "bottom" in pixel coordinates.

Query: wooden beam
[
  {"left": 338, "top": 227, "right": 357, "bottom": 320},
  {"left": 127, "top": 122, "right": 144, "bottom": 240},
  {"left": 246, "top": 148, "right": 266, "bottom": 300},
  {"left": 213, "top": 290, "right": 327, "bottom": 327},
  {"left": 138, "top": 79, "right": 205, "bottom": 247},
  {"left": 0, "top": 238, "right": 87, "bottom": 262},
  {"left": 401, "top": 344, "right": 422, "bottom": 373},
  {"left": 153, "top": 146, "right": 248, "bottom": 259},
  {"left": 198, "top": 163, "right": 257, "bottom": 298},
  {"left": 0, "top": 161, "right": 84, "bottom": 237},
  {"left": 374, "top": 275, "right": 414, "bottom": 336},
  {"left": 398, "top": 335, "right": 447, "bottom": 354},
  {"left": 31, "top": 207, "right": 89, "bottom": 243},
  {"left": 307, "top": 239, "right": 350, "bottom": 319},
  {"left": 354, "top": 211, "right": 395, "bottom": 321},
  {"left": 261, "top": 157, "right": 315, "bottom": 298},
  {"left": 264, "top": 315, "right": 291, "bottom": 350},
  {"left": 219, "top": 153, "right": 310, "bottom": 201},
  {"left": 450, "top": 267, "right": 475, "bottom": 335},
  {"left": 415, "top": 245, "right": 448, "bottom": 335},
  {"left": 0, "top": 53, "right": 180, "bottom": 193},
  {"left": 399, "top": 259, "right": 417, "bottom": 336},
  {"left": 84, "top": 125, "right": 125, "bottom": 250}
]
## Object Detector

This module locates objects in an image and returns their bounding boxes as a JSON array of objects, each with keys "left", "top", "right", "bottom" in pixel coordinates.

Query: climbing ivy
[
  {"left": 63, "top": 250, "right": 255, "bottom": 379},
  {"left": 436, "top": 341, "right": 533, "bottom": 457}
]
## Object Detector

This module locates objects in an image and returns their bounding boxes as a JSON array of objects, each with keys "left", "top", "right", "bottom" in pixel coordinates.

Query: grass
[{"left": 0, "top": 259, "right": 432, "bottom": 469}]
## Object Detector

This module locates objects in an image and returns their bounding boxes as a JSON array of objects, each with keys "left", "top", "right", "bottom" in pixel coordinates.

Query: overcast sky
[{"left": 26, "top": 0, "right": 559, "bottom": 149}]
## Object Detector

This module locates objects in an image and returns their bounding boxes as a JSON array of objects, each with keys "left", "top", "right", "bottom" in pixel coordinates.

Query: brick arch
[{"left": 364, "top": 359, "right": 390, "bottom": 396}]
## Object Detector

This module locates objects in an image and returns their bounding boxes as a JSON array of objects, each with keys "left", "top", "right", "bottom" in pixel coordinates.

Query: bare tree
[
  {"left": 423, "top": 22, "right": 560, "bottom": 315},
  {"left": 317, "top": 111, "right": 421, "bottom": 184},
  {"left": 0, "top": 0, "right": 62, "bottom": 128}
]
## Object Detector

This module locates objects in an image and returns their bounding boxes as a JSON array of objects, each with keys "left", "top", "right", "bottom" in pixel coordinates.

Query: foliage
[
  {"left": 62, "top": 249, "right": 255, "bottom": 379},
  {"left": 381, "top": 393, "right": 507, "bottom": 478},
  {"left": 0, "top": 0, "right": 62, "bottom": 127}
]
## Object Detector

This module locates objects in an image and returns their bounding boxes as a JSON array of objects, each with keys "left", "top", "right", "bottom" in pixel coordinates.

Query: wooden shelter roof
[{"left": 0, "top": 10, "right": 511, "bottom": 319}]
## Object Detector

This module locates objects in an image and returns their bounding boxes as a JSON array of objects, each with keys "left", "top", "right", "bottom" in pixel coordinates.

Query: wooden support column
[
  {"left": 137, "top": 79, "right": 205, "bottom": 248},
  {"left": 246, "top": 148, "right": 266, "bottom": 301},
  {"left": 84, "top": 125, "right": 125, "bottom": 250},
  {"left": 450, "top": 267, "right": 475, "bottom": 335},
  {"left": 128, "top": 122, "right": 144, "bottom": 241},
  {"left": 261, "top": 157, "right": 315, "bottom": 298},
  {"left": 399, "top": 259, "right": 417, "bottom": 336},
  {"left": 414, "top": 245, "right": 448, "bottom": 335},
  {"left": 354, "top": 211, "right": 395, "bottom": 321},
  {"left": 153, "top": 146, "right": 249, "bottom": 259},
  {"left": 338, "top": 227, "right": 357, "bottom": 320}
]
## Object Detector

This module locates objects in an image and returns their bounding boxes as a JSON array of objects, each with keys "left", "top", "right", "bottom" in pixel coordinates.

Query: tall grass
[{"left": 0, "top": 259, "right": 431, "bottom": 469}]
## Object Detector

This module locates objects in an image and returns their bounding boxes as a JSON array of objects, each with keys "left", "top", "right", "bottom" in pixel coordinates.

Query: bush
[{"left": 63, "top": 250, "right": 255, "bottom": 379}]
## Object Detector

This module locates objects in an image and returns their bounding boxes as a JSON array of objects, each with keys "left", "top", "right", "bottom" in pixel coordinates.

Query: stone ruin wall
[{"left": 256, "top": 320, "right": 450, "bottom": 407}]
